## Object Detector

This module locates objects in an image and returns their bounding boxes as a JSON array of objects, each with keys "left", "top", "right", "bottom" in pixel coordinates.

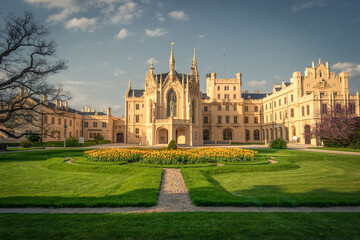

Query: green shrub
[
  {"left": 94, "top": 133, "right": 104, "bottom": 141},
  {"left": 27, "top": 134, "right": 40, "bottom": 142},
  {"left": 20, "top": 139, "right": 33, "bottom": 148},
  {"left": 66, "top": 137, "right": 78, "bottom": 144},
  {"left": 167, "top": 140, "right": 177, "bottom": 150},
  {"left": 270, "top": 138, "right": 287, "bottom": 149},
  {"left": 350, "top": 137, "right": 360, "bottom": 149}
]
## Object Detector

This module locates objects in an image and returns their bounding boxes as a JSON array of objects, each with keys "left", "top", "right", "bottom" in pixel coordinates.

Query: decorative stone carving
[{"left": 313, "top": 79, "right": 331, "bottom": 89}]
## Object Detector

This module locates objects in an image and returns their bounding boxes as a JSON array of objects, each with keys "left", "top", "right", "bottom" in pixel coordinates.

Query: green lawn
[
  {"left": 1, "top": 213, "right": 359, "bottom": 240},
  {"left": 0, "top": 150, "right": 162, "bottom": 207},
  {"left": 182, "top": 149, "right": 360, "bottom": 207},
  {"left": 6, "top": 147, "right": 45, "bottom": 151},
  {"left": 309, "top": 147, "right": 360, "bottom": 152}
]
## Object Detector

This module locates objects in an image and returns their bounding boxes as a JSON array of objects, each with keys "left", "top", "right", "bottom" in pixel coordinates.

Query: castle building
[
  {"left": 125, "top": 44, "right": 360, "bottom": 146},
  {"left": 0, "top": 94, "right": 125, "bottom": 143}
]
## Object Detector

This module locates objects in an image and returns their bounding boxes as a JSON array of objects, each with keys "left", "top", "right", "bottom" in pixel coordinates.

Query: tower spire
[
  {"left": 169, "top": 42, "right": 175, "bottom": 73},
  {"left": 191, "top": 48, "right": 198, "bottom": 72}
]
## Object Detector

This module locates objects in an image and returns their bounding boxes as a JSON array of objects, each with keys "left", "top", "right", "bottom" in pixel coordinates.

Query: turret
[{"left": 169, "top": 42, "right": 175, "bottom": 74}]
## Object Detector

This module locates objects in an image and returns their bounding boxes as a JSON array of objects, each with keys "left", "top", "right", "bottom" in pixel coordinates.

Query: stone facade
[
  {"left": 125, "top": 44, "right": 360, "bottom": 146},
  {"left": 0, "top": 96, "right": 125, "bottom": 143}
]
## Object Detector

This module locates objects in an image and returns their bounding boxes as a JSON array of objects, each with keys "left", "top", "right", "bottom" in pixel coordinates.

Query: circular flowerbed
[{"left": 84, "top": 147, "right": 258, "bottom": 165}]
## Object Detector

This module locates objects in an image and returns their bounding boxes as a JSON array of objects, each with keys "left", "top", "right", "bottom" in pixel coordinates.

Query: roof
[
  {"left": 274, "top": 87, "right": 282, "bottom": 92},
  {"left": 30, "top": 97, "right": 106, "bottom": 115},
  {"left": 201, "top": 93, "right": 210, "bottom": 100},
  {"left": 128, "top": 89, "right": 145, "bottom": 98},
  {"left": 241, "top": 93, "right": 268, "bottom": 100},
  {"left": 154, "top": 71, "right": 189, "bottom": 84},
  {"left": 284, "top": 82, "right": 292, "bottom": 87}
]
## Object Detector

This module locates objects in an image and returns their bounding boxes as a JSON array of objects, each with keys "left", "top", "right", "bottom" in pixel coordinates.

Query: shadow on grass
[
  {"left": 0, "top": 188, "right": 159, "bottom": 208},
  {"left": 0, "top": 149, "right": 86, "bottom": 163},
  {"left": 189, "top": 184, "right": 360, "bottom": 207}
]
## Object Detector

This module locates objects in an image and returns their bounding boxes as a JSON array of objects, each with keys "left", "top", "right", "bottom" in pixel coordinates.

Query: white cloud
[
  {"left": 291, "top": 0, "right": 326, "bottom": 12},
  {"left": 113, "top": 68, "right": 125, "bottom": 76},
  {"left": 197, "top": 34, "right": 204, "bottom": 39},
  {"left": 25, "top": 0, "right": 82, "bottom": 23},
  {"left": 128, "top": 55, "right": 132, "bottom": 61},
  {"left": 108, "top": 1, "right": 142, "bottom": 24},
  {"left": 145, "top": 28, "right": 168, "bottom": 37},
  {"left": 114, "top": 28, "right": 134, "bottom": 40},
  {"left": 274, "top": 75, "right": 282, "bottom": 80},
  {"left": 156, "top": 13, "right": 165, "bottom": 21},
  {"left": 65, "top": 17, "right": 97, "bottom": 32},
  {"left": 247, "top": 80, "right": 268, "bottom": 87},
  {"left": 332, "top": 62, "right": 360, "bottom": 78},
  {"left": 169, "top": 10, "right": 188, "bottom": 20},
  {"left": 145, "top": 58, "right": 158, "bottom": 65}
]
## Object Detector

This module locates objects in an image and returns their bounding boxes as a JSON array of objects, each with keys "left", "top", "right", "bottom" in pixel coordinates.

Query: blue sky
[{"left": 2, "top": 0, "right": 360, "bottom": 117}]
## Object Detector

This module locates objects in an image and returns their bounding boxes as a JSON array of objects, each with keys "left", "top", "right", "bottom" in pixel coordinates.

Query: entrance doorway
[
  {"left": 304, "top": 125, "right": 311, "bottom": 144},
  {"left": 116, "top": 133, "right": 124, "bottom": 143},
  {"left": 176, "top": 128, "right": 186, "bottom": 144},
  {"left": 158, "top": 128, "right": 168, "bottom": 144}
]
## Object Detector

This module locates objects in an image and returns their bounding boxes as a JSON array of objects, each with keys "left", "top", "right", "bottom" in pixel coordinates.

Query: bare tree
[{"left": 0, "top": 11, "right": 69, "bottom": 139}]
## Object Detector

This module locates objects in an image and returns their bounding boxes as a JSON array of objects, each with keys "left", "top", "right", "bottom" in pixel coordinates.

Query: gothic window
[
  {"left": 192, "top": 100, "right": 196, "bottom": 123},
  {"left": 167, "top": 89, "right": 177, "bottom": 117},
  {"left": 223, "top": 129, "right": 232, "bottom": 140}
]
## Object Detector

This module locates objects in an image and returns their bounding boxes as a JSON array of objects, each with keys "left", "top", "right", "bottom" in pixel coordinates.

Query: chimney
[
  {"left": 56, "top": 99, "right": 60, "bottom": 107},
  {"left": 101, "top": 107, "right": 104, "bottom": 112},
  {"left": 42, "top": 95, "right": 48, "bottom": 105},
  {"left": 92, "top": 107, "right": 95, "bottom": 112},
  {"left": 65, "top": 102, "right": 68, "bottom": 109},
  {"left": 107, "top": 107, "right": 112, "bottom": 117},
  {"left": 59, "top": 100, "right": 63, "bottom": 108},
  {"left": 81, "top": 107, "right": 84, "bottom": 112}
]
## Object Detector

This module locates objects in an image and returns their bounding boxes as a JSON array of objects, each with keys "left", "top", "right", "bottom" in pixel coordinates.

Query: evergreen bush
[
  {"left": 27, "top": 134, "right": 40, "bottom": 142},
  {"left": 20, "top": 139, "right": 33, "bottom": 148},
  {"left": 167, "top": 140, "right": 177, "bottom": 150},
  {"left": 270, "top": 138, "right": 287, "bottom": 149}
]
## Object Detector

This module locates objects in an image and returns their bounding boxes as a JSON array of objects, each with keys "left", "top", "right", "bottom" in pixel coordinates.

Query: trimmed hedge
[
  {"left": 270, "top": 139, "right": 287, "bottom": 149},
  {"left": 2, "top": 140, "right": 111, "bottom": 148}
]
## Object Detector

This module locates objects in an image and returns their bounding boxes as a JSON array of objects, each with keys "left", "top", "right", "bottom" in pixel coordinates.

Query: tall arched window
[
  {"left": 167, "top": 89, "right": 177, "bottom": 117},
  {"left": 223, "top": 129, "right": 232, "bottom": 140},
  {"left": 254, "top": 129, "right": 260, "bottom": 140},
  {"left": 245, "top": 129, "right": 250, "bottom": 141},
  {"left": 192, "top": 100, "right": 196, "bottom": 123},
  {"left": 149, "top": 99, "right": 152, "bottom": 123}
]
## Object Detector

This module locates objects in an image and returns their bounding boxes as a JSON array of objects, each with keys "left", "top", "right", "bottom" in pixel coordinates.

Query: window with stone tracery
[{"left": 167, "top": 89, "right": 177, "bottom": 117}]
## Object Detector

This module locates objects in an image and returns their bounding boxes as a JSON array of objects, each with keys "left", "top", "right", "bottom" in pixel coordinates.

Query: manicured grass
[
  {"left": 309, "top": 147, "right": 360, "bottom": 152},
  {"left": 182, "top": 149, "right": 360, "bottom": 207},
  {"left": 1, "top": 213, "right": 359, "bottom": 240},
  {"left": 0, "top": 149, "right": 162, "bottom": 207},
  {"left": 6, "top": 147, "right": 45, "bottom": 151}
]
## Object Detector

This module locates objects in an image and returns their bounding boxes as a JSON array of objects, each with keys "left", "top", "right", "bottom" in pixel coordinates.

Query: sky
[{"left": 2, "top": 0, "right": 360, "bottom": 117}]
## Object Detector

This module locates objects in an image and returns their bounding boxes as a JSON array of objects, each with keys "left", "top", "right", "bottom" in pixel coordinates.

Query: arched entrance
[
  {"left": 158, "top": 128, "right": 168, "bottom": 144},
  {"left": 176, "top": 127, "right": 186, "bottom": 144},
  {"left": 304, "top": 125, "right": 311, "bottom": 144},
  {"left": 116, "top": 133, "right": 124, "bottom": 143},
  {"left": 223, "top": 128, "right": 233, "bottom": 140}
]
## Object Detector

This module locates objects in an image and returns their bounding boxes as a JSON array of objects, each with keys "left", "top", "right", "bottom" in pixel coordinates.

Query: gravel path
[{"left": 1, "top": 168, "right": 360, "bottom": 213}]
